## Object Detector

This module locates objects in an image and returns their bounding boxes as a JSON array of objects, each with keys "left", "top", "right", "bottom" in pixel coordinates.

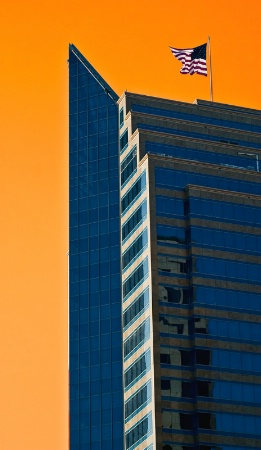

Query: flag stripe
[{"left": 170, "top": 44, "right": 207, "bottom": 77}]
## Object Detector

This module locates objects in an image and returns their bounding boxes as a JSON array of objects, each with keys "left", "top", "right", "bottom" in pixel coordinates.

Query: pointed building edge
[{"left": 69, "top": 43, "right": 119, "bottom": 103}]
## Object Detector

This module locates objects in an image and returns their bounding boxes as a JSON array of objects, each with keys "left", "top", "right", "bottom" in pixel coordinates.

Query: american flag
[{"left": 170, "top": 43, "right": 207, "bottom": 76}]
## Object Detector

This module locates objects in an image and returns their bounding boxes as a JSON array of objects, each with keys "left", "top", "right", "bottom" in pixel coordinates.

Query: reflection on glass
[
  {"left": 162, "top": 411, "right": 217, "bottom": 431},
  {"left": 161, "top": 379, "right": 195, "bottom": 399},
  {"left": 159, "top": 316, "right": 190, "bottom": 336},
  {"left": 158, "top": 255, "right": 190, "bottom": 274},
  {"left": 160, "top": 348, "right": 194, "bottom": 366},
  {"left": 196, "top": 349, "right": 211, "bottom": 365},
  {"left": 194, "top": 317, "right": 208, "bottom": 334},
  {"left": 159, "top": 315, "right": 209, "bottom": 336},
  {"left": 159, "top": 285, "right": 192, "bottom": 304},
  {"left": 157, "top": 224, "right": 187, "bottom": 245}
]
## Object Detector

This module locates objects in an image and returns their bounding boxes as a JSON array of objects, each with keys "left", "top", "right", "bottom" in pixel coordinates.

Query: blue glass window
[
  {"left": 158, "top": 254, "right": 190, "bottom": 275},
  {"left": 122, "top": 200, "right": 147, "bottom": 242},
  {"left": 156, "top": 195, "right": 185, "bottom": 218},
  {"left": 147, "top": 140, "right": 260, "bottom": 170},
  {"left": 155, "top": 167, "right": 260, "bottom": 195},
  {"left": 120, "top": 129, "right": 128, "bottom": 151},
  {"left": 122, "top": 229, "right": 148, "bottom": 270},
  {"left": 139, "top": 122, "right": 260, "bottom": 150},
  {"left": 161, "top": 379, "right": 195, "bottom": 399},
  {"left": 133, "top": 103, "right": 261, "bottom": 133},
  {"left": 121, "top": 146, "right": 137, "bottom": 186},
  {"left": 159, "top": 285, "right": 192, "bottom": 305},
  {"left": 193, "top": 255, "right": 261, "bottom": 283},
  {"left": 123, "top": 258, "right": 149, "bottom": 300},
  {"left": 125, "top": 412, "right": 152, "bottom": 449},
  {"left": 196, "top": 378, "right": 261, "bottom": 405},
  {"left": 159, "top": 315, "right": 193, "bottom": 337},
  {"left": 196, "top": 347, "right": 261, "bottom": 372},
  {"left": 160, "top": 347, "right": 194, "bottom": 367},
  {"left": 194, "top": 285, "right": 261, "bottom": 312},
  {"left": 124, "top": 350, "right": 151, "bottom": 390},
  {"left": 125, "top": 380, "right": 152, "bottom": 421},
  {"left": 157, "top": 224, "right": 187, "bottom": 245},
  {"left": 194, "top": 316, "right": 260, "bottom": 342},
  {"left": 190, "top": 225, "right": 261, "bottom": 254},
  {"left": 121, "top": 172, "right": 146, "bottom": 214},
  {"left": 124, "top": 318, "right": 150, "bottom": 360},
  {"left": 119, "top": 108, "right": 124, "bottom": 128},
  {"left": 123, "top": 288, "right": 149, "bottom": 328},
  {"left": 163, "top": 410, "right": 261, "bottom": 436},
  {"left": 189, "top": 197, "right": 261, "bottom": 226}
]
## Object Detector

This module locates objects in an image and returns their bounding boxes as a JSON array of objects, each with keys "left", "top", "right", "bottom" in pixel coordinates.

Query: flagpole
[{"left": 208, "top": 36, "right": 213, "bottom": 101}]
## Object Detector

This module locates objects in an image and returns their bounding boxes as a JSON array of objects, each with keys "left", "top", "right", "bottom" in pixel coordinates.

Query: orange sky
[{"left": 0, "top": 1, "right": 260, "bottom": 448}]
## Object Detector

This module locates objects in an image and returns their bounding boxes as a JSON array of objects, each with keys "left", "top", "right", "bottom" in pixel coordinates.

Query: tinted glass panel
[
  {"left": 122, "top": 229, "right": 148, "bottom": 269},
  {"left": 124, "top": 318, "right": 150, "bottom": 359},
  {"left": 125, "top": 380, "right": 152, "bottom": 420},
  {"left": 123, "top": 288, "right": 149, "bottom": 328},
  {"left": 123, "top": 258, "right": 149, "bottom": 300},
  {"left": 126, "top": 413, "right": 152, "bottom": 449},
  {"left": 124, "top": 350, "right": 151, "bottom": 389},
  {"left": 121, "top": 146, "right": 137, "bottom": 185},
  {"left": 69, "top": 46, "right": 123, "bottom": 450},
  {"left": 122, "top": 200, "right": 147, "bottom": 242},
  {"left": 121, "top": 172, "right": 146, "bottom": 214}
]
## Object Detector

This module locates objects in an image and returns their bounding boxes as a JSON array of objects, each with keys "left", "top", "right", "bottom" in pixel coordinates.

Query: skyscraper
[
  {"left": 69, "top": 44, "right": 124, "bottom": 450},
  {"left": 69, "top": 45, "right": 261, "bottom": 450}
]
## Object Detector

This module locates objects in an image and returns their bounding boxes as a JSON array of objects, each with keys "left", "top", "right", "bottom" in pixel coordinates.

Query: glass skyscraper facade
[
  {"left": 69, "top": 44, "right": 124, "bottom": 450},
  {"left": 69, "top": 45, "right": 261, "bottom": 450}
]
